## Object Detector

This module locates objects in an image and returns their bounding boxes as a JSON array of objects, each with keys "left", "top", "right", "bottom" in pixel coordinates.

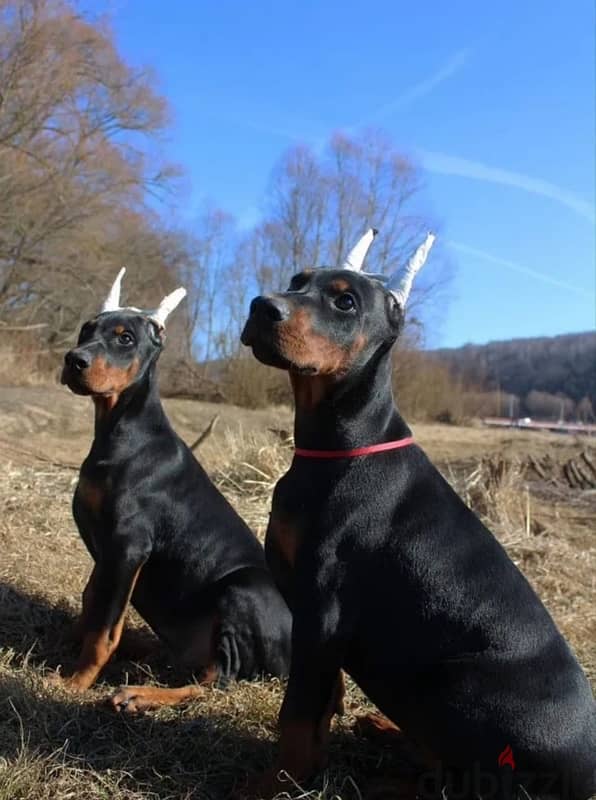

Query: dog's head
[
  {"left": 62, "top": 269, "right": 186, "bottom": 398},
  {"left": 241, "top": 231, "right": 434, "bottom": 382},
  {"left": 241, "top": 269, "right": 401, "bottom": 378},
  {"left": 62, "top": 310, "right": 163, "bottom": 397}
]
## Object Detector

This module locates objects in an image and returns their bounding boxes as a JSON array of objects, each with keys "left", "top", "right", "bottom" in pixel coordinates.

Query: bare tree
[
  {"left": 0, "top": 3, "right": 451, "bottom": 389},
  {"left": 182, "top": 206, "right": 236, "bottom": 363},
  {"left": 254, "top": 146, "right": 328, "bottom": 291},
  {"left": 218, "top": 232, "right": 260, "bottom": 358},
  {"left": 249, "top": 130, "right": 445, "bottom": 317},
  {"left": 0, "top": 0, "right": 179, "bottom": 344}
]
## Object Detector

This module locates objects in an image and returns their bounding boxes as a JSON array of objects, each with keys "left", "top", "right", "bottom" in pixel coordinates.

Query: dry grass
[
  {"left": 0, "top": 336, "right": 57, "bottom": 388},
  {"left": 0, "top": 388, "right": 594, "bottom": 798},
  {"left": 212, "top": 428, "right": 293, "bottom": 537},
  {"left": 446, "top": 457, "right": 595, "bottom": 676}
]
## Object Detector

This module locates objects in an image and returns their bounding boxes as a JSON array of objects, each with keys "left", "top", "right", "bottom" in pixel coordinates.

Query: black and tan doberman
[
  {"left": 240, "top": 231, "right": 596, "bottom": 799},
  {"left": 57, "top": 271, "right": 291, "bottom": 710}
]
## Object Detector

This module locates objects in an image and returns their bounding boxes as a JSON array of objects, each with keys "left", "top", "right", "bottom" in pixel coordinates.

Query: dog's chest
[
  {"left": 76, "top": 475, "right": 106, "bottom": 515},
  {"left": 73, "top": 473, "right": 112, "bottom": 556},
  {"left": 266, "top": 510, "right": 304, "bottom": 569},
  {"left": 266, "top": 466, "right": 348, "bottom": 571}
]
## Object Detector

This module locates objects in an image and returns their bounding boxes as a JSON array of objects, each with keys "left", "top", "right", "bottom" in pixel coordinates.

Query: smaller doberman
[
  {"left": 58, "top": 270, "right": 291, "bottom": 708},
  {"left": 241, "top": 230, "right": 596, "bottom": 799}
]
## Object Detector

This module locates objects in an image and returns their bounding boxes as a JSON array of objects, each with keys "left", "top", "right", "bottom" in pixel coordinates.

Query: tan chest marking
[
  {"left": 77, "top": 476, "right": 105, "bottom": 515},
  {"left": 268, "top": 514, "right": 303, "bottom": 568}
]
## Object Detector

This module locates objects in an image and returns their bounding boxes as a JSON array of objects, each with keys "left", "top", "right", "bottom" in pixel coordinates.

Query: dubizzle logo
[
  {"left": 498, "top": 744, "right": 516, "bottom": 770},
  {"left": 417, "top": 745, "right": 571, "bottom": 799}
]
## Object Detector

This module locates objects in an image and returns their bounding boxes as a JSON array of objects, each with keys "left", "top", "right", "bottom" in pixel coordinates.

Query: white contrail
[
  {"left": 421, "top": 150, "right": 596, "bottom": 223},
  {"left": 347, "top": 49, "right": 471, "bottom": 132},
  {"left": 448, "top": 240, "right": 593, "bottom": 298},
  {"left": 217, "top": 49, "right": 472, "bottom": 148},
  {"left": 367, "top": 49, "right": 471, "bottom": 123}
]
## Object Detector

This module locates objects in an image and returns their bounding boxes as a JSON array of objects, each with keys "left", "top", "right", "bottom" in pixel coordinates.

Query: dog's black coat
[
  {"left": 62, "top": 310, "right": 291, "bottom": 685},
  {"left": 242, "top": 268, "right": 596, "bottom": 799}
]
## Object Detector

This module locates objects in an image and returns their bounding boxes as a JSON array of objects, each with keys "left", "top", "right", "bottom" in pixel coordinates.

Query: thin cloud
[
  {"left": 421, "top": 150, "right": 596, "bottom": 223},
  {"left": 219, "top": 49, "right": 472, "bottom": 146},
  {"left": 360, "top": 48, "right": 472, "bottom": 126},
  {"left": 448, "top": 240, "right": 593, "bottom": 298}
]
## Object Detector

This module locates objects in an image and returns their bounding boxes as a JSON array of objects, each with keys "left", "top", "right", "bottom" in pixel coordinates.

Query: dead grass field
[{"left": 0, "top": 386, "right": 594, "bottom": 799}]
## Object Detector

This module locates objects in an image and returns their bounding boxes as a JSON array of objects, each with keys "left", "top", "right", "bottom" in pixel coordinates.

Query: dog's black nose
[
  {"left": 249, "top": 296, "right": 290, "bottom": 322},
  {"left": 64, "top": 349, "right": 91, "bottom": 371}
]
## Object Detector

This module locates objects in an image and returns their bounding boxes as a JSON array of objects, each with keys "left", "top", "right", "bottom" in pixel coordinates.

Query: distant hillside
[{"left": 433, "top": 331, "right": 596, "bottom": 413}]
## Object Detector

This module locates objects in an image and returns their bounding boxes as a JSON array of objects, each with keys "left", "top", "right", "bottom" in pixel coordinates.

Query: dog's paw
[
  {"left": 45, "top": 670, "right": 88, "bottom": 694},
  {"left": 353, "top": 712, "right": 404, "bottom": 740},
  {"left": 110, "top": 686, "right": 146, "bottom": 714}
]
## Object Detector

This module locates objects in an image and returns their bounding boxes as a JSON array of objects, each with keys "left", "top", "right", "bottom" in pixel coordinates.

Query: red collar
[{"left": 294, "top": 436, "right": 415, "bottom": 459}]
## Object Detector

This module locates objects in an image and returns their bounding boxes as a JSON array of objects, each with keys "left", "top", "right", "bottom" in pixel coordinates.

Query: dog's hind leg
[
  {"left": 354, "top": 712, "right": 406, "bottom": 742},
  {"left": 110, "top": 666, "right": 217, "bottom": 713},
  {"left": 355, "top": 712, "right": 432, "bottom": 791},
  {"left": 354, "top": 713, "right": 425, "bottom": 760},
  {"left": 110, "top": 611, "right": 225, "bottom": 712}
]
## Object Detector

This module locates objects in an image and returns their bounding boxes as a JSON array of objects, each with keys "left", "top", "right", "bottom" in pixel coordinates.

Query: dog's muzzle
[
  {"left": 61, "top": 348, "right": 92, "bottom": 390},
  {"left": 241, "top": 296, "right": 290, "bottom": 346}
]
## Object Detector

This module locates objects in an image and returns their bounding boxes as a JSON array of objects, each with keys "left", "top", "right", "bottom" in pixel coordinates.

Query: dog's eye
[
  {"left": 288, "top": 273, "right": 310, "bottom": 292},
  {"left": 334, "top": 293, "right": 356, "bottom": 312},
  {"left": 117, "top": 332, "right": 135, "bottom": 346}
]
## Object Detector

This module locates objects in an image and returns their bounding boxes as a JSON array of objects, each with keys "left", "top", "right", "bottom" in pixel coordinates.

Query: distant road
[{"left": 483, "top": 417, "right": 596, "bottom": 436}]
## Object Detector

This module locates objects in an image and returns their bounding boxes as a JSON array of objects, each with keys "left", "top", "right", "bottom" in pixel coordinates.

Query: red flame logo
[{"left": 498, "top": 744, "right": 516, "bottom": 770}]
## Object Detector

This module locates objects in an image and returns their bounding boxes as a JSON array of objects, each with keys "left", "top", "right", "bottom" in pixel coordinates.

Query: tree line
[
  {"left": 0, "top": 0, "right": 444, "bottom": 385},
  {"left": 433, "top": 331, "right": 596, "bottom": 422}
]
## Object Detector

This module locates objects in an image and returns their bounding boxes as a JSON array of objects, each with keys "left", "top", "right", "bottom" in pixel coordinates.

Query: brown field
[{"left": 0, "top": 386, "right": 594, "bottom": 799}]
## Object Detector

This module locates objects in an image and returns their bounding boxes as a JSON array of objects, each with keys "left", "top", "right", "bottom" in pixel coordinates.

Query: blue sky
[{"left": 98, "top": 0, "right": 594, "bottom": 347}]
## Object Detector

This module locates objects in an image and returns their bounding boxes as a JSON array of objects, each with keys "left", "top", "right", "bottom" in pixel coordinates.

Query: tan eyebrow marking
[{"left": 329, "top": 279, "right": 351, "bottom": 293}]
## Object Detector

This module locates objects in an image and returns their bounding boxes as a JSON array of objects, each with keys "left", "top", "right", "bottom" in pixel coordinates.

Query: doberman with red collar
[
  {"left": 58, "top": 271, "right": 291, "bottom": 709},
  {"left": 240, "top": 231, "right": 596, "bottom": 799}
]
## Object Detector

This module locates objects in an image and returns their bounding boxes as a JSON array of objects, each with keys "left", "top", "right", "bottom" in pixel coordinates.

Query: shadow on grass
[
  {"left": 0, "top": 671, "right": 404, "bottom": 800},
  {"left": 0, "top": 581, "right": 186, "bottom": 686},
  {"left": 0, "top": 582, "right": 418, "bottom": 798},
  {"left": 0, "top": 672, "right": 276, "bottom": 799}
]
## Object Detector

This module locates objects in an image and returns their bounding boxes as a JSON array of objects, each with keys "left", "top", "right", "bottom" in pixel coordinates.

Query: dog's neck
[
  {"left": 89, "top": 365, "right": 169, "bottom": 457},
  {"left": 290, "top": 348, "right": 410, "bottom": 451}
]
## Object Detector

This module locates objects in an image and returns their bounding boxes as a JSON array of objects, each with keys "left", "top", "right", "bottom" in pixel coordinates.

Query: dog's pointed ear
[
  {"left": 342, "top": 228, "right": 378, "bottom": 272},
  {"left": 149, "top": 287, "right": 187, "bottom": 329},
  {"left": 387, "top": 233, "right": 435, "bottom": 308},
  {"left": 101, "top": 268, "right": 126, "bottom": 312},
  {"left": 147, "top": 318, "right": 165, "bottom": 347}
]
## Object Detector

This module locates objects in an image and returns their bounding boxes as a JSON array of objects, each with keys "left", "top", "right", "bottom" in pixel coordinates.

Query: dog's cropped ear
[
  {"left": 342, "top": 228, "right": 378, "bottom": 271},
  {"left": 147, "top": 319, "right": 165, "bottom": 347},
  {"left": 102, "top": 268, "right": 126, "bottom": 312},
  {"left": 387, "top": 233, "right": 435, "bottom": 309},
  {"left": 149, "top": 288, "right": 187, "bottom": 329},
  {"left": 385, "top": 291, "right": 405, "bottom": 332},
  {"left": 145, "top": 287, "right": 186, "bottom": 346}
]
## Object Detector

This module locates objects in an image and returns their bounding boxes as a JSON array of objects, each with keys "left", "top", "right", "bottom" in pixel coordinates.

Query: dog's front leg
[
  {"left": 279, "top": 658, "right": 345, "bottom": 775},
  {"left": 53, "top": 536, "right": 150, "bottom": 692},
  {"left": 69, "top": 565, "right": 97, "bottom": 642},
  {"left": 244, "top": 606, "right": 345, "bottom": 798}
]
